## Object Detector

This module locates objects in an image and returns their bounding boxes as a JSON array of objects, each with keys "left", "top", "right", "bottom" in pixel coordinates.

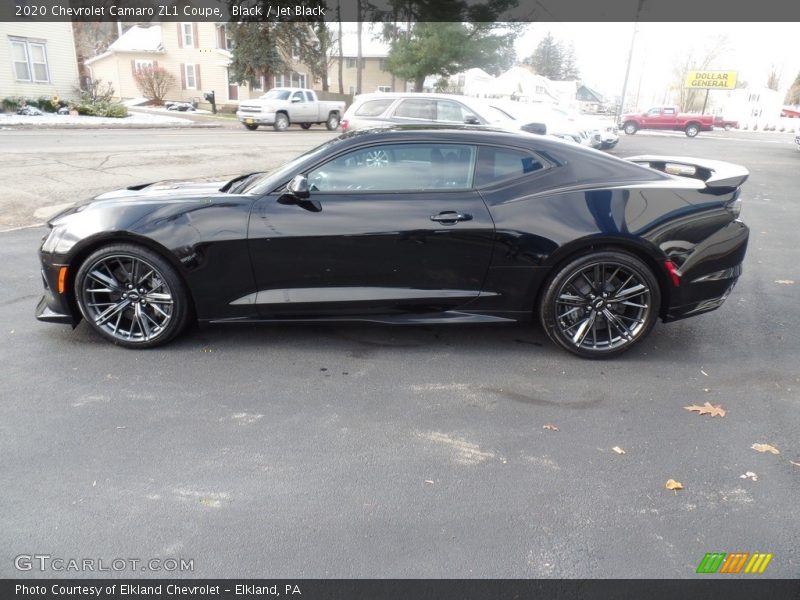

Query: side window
[
  {"left": 647, "top": 108, "right": 662, "bottom": 116},
  {"left": 305, "top": 91, "right": 315, "bottom": 102},
  {"left": 307, "top": 144, "right": 476, "bottom": 192},
  {"left": 663, "top": 107, "right": 676, "bottom": 115},
  {"left": 393, "top": 99, "right": 436, "bottom": 120},
  {"left": 436, "top": 100, "right": 469, "bottom": 123},
  {"left": 474, "top": 147, "right": 546, "bottom": 187},
  {"left": 292, "top": 91, "right": 304, "bottom": 102},
  {"left": 354, "top": 99, "right": 394, "bottom": 117}
]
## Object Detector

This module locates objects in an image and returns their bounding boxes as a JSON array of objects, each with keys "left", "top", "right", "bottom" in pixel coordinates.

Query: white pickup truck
[{"left": 236, "top": 88, "right": 345, "bottom": 132}]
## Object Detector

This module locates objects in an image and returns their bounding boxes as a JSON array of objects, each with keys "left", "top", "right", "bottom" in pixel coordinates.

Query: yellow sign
[{"left": 685, "top": 70, "right": 738, "bottom": 89}]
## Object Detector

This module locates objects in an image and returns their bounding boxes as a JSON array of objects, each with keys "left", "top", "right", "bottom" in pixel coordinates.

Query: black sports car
[{"left": 36, "top": 126, "right": 749, "bottom": 357}]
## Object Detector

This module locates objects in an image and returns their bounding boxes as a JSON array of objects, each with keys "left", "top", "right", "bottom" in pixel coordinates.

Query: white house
[{"left": 1, "top": 22, "right": 80, "bottom": 101}]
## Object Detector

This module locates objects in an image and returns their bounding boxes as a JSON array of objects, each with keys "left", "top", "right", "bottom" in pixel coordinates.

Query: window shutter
[
  {"left": 195, "top": 65, "right": 201, "bottom": 90},
  {"left": 177, "top": 23, "right": 183, "bottom": 48},
  {"left": 131, "top": 60, "right": 136, "bottom": 76},
  {"left": 180, "top": 64, "right": 186, "bottom": 89},
  {"left": 193, "top": 23, "right": 199, "bottom": 48}
]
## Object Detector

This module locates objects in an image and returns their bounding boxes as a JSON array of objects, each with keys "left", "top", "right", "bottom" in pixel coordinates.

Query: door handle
[{"left": 430, "top": 212, "right": 472, "bottom": 224}]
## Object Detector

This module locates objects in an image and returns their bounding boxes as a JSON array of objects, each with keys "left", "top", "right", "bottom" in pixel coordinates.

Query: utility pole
[{"left": 616, "top": 0, "right": 645, "bottom": 122}]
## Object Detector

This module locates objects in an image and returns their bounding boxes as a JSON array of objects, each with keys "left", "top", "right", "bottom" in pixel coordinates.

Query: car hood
[{"left": 47, "top": 178, "right": 232, "bottom": 226}]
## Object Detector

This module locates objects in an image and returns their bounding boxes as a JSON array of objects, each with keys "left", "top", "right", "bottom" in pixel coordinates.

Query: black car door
[{"left": 246, "top": 142, "right": 495, "bottom": 316}]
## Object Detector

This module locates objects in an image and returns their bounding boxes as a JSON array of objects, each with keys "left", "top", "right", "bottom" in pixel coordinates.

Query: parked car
[
  {"left": 488, "top": 101, "right": 592, "bottom": 146},
  {"left": 36, "top": 126, "right": 749, "bottom": 358},
  {"left": 713, "top": 116, "right": 739, "bottom": 131},
  {"left": 795, "top": 130, "right": 800, "bottom": 151},
  {"left": 236, "top": 88, "right": 345, "bottom": 131},
  {"left": 578, "top": 115, "right": 620, "bottom": 149},
  {"left": 340, "top": 93, "right": 519, "bottom": 132},
  {"left": 620, "top": 106, "right": 715, "bottom": 137}
]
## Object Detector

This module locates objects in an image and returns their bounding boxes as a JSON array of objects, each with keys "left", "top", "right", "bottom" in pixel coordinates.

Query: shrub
[
  {"left": 133, "top": 66, "right": 176, "bottom": 105},
  {"left": 74, "top": 78, "right": 116, "bottom": 104},
  {"left": 2, "top": 97, "right": 21, "bottom": 112},
  {"left": 73, "top": 101, "right": 128, "bottom": 118}
]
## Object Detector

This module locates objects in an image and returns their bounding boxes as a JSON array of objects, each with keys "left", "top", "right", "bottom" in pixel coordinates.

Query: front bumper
[
  {"left": 237, "top": 112, "right": 276, "bottom": 126},
  {"left": 662, "top": 220, "right": 749, "bottom": 322},
  {"left": 35, "top": 260, "right": 77, "bottom": 326}
]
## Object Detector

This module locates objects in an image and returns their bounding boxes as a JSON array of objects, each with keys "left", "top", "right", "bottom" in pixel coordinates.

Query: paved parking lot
[{"left": 1, "top": 127, "right": 798, "bottom": 577}]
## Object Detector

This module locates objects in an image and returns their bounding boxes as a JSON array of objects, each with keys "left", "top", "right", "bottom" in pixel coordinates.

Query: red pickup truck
[{"left": 620, "top": 106, "right": 714, "bottom": 137}]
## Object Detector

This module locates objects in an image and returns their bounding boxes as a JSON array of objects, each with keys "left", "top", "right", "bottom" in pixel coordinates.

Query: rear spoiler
[{"left": 625, "top": 155, "right": 749, "bottom": 189}]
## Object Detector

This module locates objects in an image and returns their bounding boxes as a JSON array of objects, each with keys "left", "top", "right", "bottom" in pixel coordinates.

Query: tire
[
  {"left": 300, "top": 123, "right": 312, "bottom": 130},
  {"left": 326, "top": 112, "right": 340, "bottom": 130},
  {"left": 273, "top": 113, "right": 290, "bottom": 131},
  {"left": 623, "top": 121, "right": 638, "bottom": 135},
  {"left": 685, "top": 123, "right": 700, "bottom": 137},
  {"left": 75, "top": 243, "right": 191, "bottom": 348},
  {"left": 243, "top": 123, "right": 259, "bottom": 131},
  {"left": 724, "top": 124, "right": 732, "bottom": 132},
  {"left": 539, "top": 250, "right": 661, "bottom": 358}
]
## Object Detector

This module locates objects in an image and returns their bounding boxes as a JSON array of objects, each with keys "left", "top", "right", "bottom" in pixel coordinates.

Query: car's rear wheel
[
  {"left": 75, "top": 244, "right": 190, "bottom": 348},
  {"left": 685, "top": 123, "right": 700, "bottom": 137},
  {"left": 539, "top": 251, "right": 660, "bottom": 358},
  {"left": 724, "top": 124, "right": 732, "bottom": 131},
  {"left": 273, "top": 113, "right": 290, "bottom": 131},
  {"left": 623, "top": 121, "right": 638, "bottom": 135},
  {"left": 326, "top": 113, "right": 340, "bottom": 130},
  {"left": 300, "top": 123, "right": 313, "bottom": 130},
  {"left": 243, "top": 123, "right": 259, "bottom": 131}
]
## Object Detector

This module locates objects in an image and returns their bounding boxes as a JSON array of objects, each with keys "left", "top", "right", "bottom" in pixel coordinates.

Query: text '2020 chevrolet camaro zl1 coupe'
[{"left": 36, "top": 126, "right": 749, "bottom": 357}]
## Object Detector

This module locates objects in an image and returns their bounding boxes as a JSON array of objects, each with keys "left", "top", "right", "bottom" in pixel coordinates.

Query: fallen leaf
[
  {"left": 700, "top": 369, "right": 709, "bottom": 377},
  {"left": 751, "top": 443, "right": 780, "bottom": 454},
  {"left": 703, "top": 388, "right": 710, "bottom": 393},
  {"left": 790, "top": 460, "right": 800, "bottom": 467},
  {"left": 612, "top": 446, "right": 625, "bottom": 455},
  {"left": 543, "top": 424, "right": 559, "bottom": 431},
  {"left": 684, "top": 402, "right": 726, "bottom": 417},
  {"left": 739, "top": 471, "right": 758, "bottom": 481},
  {"left": 424, "top": 479, "right": 435, "bottom": 485},
  {"left": 774, "top": 280, "right": 795, "bottom": 285},
  {"left": 665, "top": 479, "right": 684, "bottom": 490}
]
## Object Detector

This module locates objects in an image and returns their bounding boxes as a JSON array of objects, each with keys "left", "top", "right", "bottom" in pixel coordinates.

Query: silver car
[{"left": 341, "top": 93, "right": 519, "bottom": 132}]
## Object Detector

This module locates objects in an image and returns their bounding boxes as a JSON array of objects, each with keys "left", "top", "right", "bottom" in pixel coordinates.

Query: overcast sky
[{"left": 513, "top": 23, "right": 800, "bottom": 104}]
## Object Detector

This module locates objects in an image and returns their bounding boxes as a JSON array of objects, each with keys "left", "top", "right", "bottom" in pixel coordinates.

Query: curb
[{"left": 0, "top": 122, "right": 223, "bottom": 130}]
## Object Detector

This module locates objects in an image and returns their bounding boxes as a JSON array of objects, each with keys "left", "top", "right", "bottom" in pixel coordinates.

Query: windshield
[
  {"left": 260, "top": 89, "right": 291, "bottom": 101},
  {"left": 238, "top": 135, "right": 348, "bottom": 195}
]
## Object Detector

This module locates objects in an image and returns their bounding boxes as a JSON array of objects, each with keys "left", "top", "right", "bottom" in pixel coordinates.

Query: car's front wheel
[
  {"left": 273, "top": 113, "right": 290, "bottom": 131},
  {"left": 623, "top": 121, "right": 638, "bottom": 135},
  {"left": 539, "top": 251, "right": 660, "bottom": 358},
  {"left": 75, "top": 244, "right": 191, "bottom": 348}
]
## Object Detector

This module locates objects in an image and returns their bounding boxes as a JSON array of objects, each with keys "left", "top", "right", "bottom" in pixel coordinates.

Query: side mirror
[
  {"left": 287, "top": 174, "right": 310, "bottom": 198},
  {"left": 291, "top": 96, "right": 302, "bottom": 103},
  {"left": 522, "top": 122, "right": 547, "bottom": 135},
  {"left": 463, "top": 114, "right": 480, "bottom": 125}
]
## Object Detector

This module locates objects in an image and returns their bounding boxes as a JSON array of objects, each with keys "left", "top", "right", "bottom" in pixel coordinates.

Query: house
[
  {"left": 86, "top": 23, "right": 314, "bottom": 109},
  {"left": 1, "top": 22, "right": 80, "bottom": 102},
  {"left": 576, "top": 84, "right": 609, "bottom": 113},
  {"left": 716, "top": 86, "right": 784, "bottom": 127},
  {"left": 329, "top": 28, "right": 395, "bottom": 94}
]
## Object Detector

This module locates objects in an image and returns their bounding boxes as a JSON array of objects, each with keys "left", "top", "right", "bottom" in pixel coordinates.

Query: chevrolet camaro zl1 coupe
[{"left": 36, "top": 126, "right": 749, "bottom": 357}]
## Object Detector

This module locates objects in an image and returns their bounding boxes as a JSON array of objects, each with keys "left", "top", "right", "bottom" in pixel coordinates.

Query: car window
[
  {"left": 647, "top": 108, "right": 661, "bottom": 116},
  {"left": 436, "top": 100, "right": 471, "bottom": 123},
  {"left": 354, "top": 99, "right": 394, "bottom": 117},
  {"left": 474, "top": 146, "right": 546, "bottom": 187},
  {"left": 305, "top": 91, "right": 315, "bottom": 102},
  {"left": 393, "top": 99, "right": 436, "bottom": 120},
  {"left": 307, "top": 143, "right": 476, "bottom": 192},
  {"left": 292, "top": 91, "right": 305, "bottom": 102},
  {"left": 663, "top": 107, "right": 676, "bottom": 115}
]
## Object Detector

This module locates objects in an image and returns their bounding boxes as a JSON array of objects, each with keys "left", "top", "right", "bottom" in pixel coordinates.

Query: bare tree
[
  {"left": 134, "top": 66, "right": 177, "bottom": 105},
  {"left": 671, "top": 35, "right": 730, "bottom": 112},
  {"left": 766, "top": 65, "right": 781, "bottom": 91}
]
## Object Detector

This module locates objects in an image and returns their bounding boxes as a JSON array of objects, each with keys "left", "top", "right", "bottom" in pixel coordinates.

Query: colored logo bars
[{"left": 696, "top": 552, "right": 773, "bottom": 574}]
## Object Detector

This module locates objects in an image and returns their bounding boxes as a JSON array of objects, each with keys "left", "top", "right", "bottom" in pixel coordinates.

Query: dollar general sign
[{"left": 685, "top": 70, "right": 738, "bottom": 89}]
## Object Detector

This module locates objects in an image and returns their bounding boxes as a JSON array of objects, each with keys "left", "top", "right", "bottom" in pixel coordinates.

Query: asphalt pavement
[{"left": 0, "top": 129, "right": 798, "bottom": 578}]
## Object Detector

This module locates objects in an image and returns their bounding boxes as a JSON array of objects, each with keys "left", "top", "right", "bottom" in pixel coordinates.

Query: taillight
[{"left": 340, "top": 119, "right": 349, "bottom": 131}]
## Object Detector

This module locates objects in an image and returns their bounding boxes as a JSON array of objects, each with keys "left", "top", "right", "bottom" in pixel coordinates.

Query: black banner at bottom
[{"left": 3, "top": 579, "right": 800, "bottom": 600}]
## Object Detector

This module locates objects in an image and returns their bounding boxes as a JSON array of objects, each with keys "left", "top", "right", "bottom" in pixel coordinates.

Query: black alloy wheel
[
  {"left": 540, "top": 251, "right": 661, "bottom": 358},
  {"left": 75, "top": 244, "right": 190, "bottom": 348}
]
